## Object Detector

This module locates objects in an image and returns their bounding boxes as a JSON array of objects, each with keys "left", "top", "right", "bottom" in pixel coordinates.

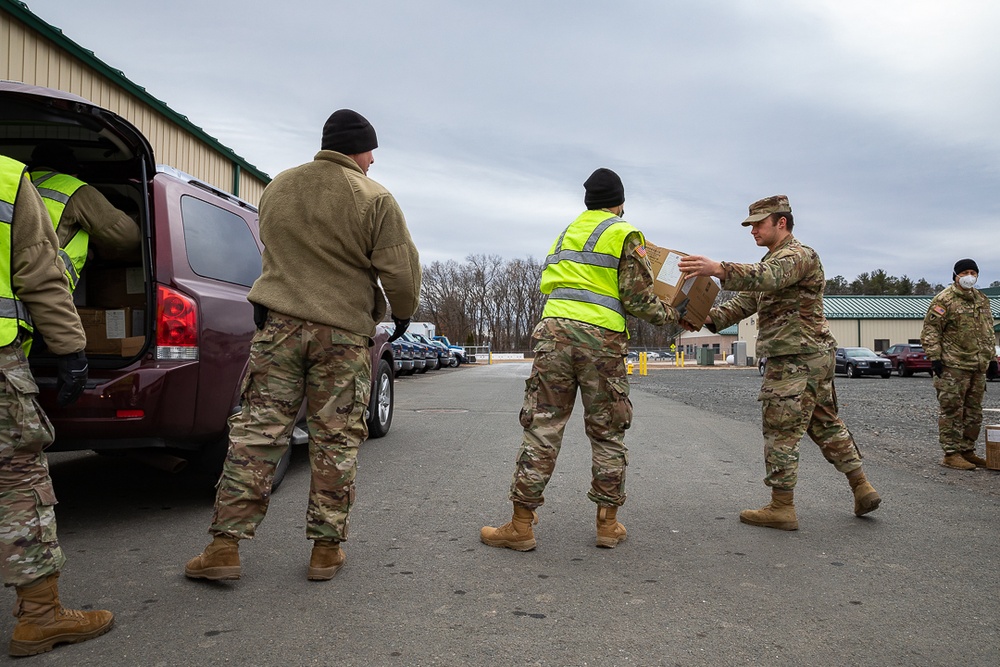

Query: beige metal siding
[
  {"left": 828, "top": 320, "right": 923, "bottom": 349},
  {"left": 738, "top": 316, "right": 925, "bottom": 358},
  {"left": 1, "top": 14, "right": 266, "bottom": 205}
]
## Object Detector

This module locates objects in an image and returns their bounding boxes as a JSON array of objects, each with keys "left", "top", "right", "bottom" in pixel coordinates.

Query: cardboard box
[
  {"left": 644, "top": 242, "right": 720, "bottom": 328},
  {"left": 77, "top": 306, "right": 145, "bottom": 356},
  {"left": 985, "top": 425, "right": 1000, "bottom": 470},
  {"left": 86, "top": 266, "right": 145, "bottom": 307}
]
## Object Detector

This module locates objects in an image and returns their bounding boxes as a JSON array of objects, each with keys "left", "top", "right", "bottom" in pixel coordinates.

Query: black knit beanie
[
  {"left": 321, "top": 109, "right": 378, "bottom": 154},
  {"left": 953, "top": 258, "right": 979, "bottom": 279},
  {"left": 584, "top": 168, "right": 625, "bottom": 209}
]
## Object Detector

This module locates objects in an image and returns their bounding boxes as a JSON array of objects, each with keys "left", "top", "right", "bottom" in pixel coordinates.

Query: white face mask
[{"left": 958, "top": 274, "right": 977, "bottom": 289}]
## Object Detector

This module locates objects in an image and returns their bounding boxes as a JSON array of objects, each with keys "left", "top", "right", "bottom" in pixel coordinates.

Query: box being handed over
[{"left": 643, "top": 242, "right": 720, "bottom": 328}]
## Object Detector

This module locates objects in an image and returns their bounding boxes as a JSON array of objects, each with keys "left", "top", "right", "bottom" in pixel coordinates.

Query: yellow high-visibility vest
[
  {"left": 0, "top": 156, "right": 36, "bottom": 346},
  {"left": 540, "top": 210, "right": 641, "bottom": 332},
  {"left": 30, "top": 170, "right": 89, "bottom": 291}
]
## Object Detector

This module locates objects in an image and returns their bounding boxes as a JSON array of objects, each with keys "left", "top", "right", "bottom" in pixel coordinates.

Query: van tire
[{"left": 367, "top": 358, "right": 394, "bottom": 439}]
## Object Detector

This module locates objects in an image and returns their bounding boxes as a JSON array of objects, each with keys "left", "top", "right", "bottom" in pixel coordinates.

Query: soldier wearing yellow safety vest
[
  {"left": 482, "top": 168, "right": 685, "bottom": 551},
  {"left": 29, "top": 143, "right": 140, "bottom": 292},
  {"left": 0, "top": 155, "right": 114, "bottom": 657}
]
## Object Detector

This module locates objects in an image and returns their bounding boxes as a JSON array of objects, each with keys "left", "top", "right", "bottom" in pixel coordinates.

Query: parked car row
[
  {"left": 378, "top": 325, "right": 460, "bottom": 377},
  {"left": 759, "top": 343, "right": 1000, "bottom": 381}
]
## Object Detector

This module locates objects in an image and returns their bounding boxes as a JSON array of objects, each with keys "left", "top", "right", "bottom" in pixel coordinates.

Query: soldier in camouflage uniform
[
  {"left": 0, "top": 155, "right": 113, "bottom": 656},
  {"left": 678, "top": 195, "right": 881, "bottom": 531},
  {"left": 481, "top": 168, "right": 684, "bottom": 551},
  {"left": 920, "top": 258, "right": 997, "bottom": 470},
  {"left": 186, "top": 110, "right": 420, "bottom": 582}
]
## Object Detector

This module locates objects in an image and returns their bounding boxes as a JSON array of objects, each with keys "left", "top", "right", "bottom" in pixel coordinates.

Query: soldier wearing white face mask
[{"left": 921, "top": 259, "right": 997, "bottom": 469}]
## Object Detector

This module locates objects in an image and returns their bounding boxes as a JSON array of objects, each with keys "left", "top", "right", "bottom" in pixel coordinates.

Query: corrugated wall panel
[{"left": 1, "top": 14, "right": 267, "bottom": 205}]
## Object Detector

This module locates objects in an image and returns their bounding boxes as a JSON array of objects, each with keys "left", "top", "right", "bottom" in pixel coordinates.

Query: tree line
[{"left": 411, "top": 255, "right": 995, "bottom": 352}]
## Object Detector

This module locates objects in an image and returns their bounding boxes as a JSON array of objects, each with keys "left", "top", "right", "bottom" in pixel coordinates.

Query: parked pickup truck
[{"left": 434, "top": 335, "right": 467, "bottom": 366}]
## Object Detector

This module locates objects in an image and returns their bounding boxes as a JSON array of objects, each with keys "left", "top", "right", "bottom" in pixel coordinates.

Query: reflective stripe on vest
[
  {"left": 539, "top": 210, "right": 642, "bottom": 332},
  {"left": 0, "top": 156, "right": 36, "bottom": 346},
  {"left": 30, "top": 171, "right": 89, "bottom": 291}
]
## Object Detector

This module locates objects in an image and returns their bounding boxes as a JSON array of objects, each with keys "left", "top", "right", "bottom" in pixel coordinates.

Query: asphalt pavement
[{"left": 4, "top": 363, "right": 998, "bottom": 666}]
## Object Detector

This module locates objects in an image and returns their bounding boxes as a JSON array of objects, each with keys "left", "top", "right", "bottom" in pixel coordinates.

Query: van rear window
[{"left": 181, "top": 196, "right": 261, "bottom": 287}]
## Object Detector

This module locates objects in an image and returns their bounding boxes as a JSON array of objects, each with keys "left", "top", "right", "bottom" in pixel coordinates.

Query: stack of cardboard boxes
[{"left": 78, "top": 266, "right": 145, "bottom": 356}]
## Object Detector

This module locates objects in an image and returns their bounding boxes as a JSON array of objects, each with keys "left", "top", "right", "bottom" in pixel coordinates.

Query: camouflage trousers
[
  {"left": 211, "top": 314, "right": 371, "bottom": 543},
  {"left": 933, "top": 366, "right": 986, "bottom": 453},
  {"left": 758, "top": 350, "right": 863, "bottom": 490},
  {"left": 0, "top": 344, "right": 65, "bottom": 588},
  {"left": 509, "top": 339, "right": 633, "bottom": 508}
]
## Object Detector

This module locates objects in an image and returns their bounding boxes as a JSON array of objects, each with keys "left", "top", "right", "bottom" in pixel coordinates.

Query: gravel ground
[{"left": 629, "top": 365, "right": 1000, "bottom": 497}]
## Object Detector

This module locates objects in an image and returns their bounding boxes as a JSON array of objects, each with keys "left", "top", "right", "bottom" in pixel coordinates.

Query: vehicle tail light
[
  {"left": 116, "top": 409, "right": 144, "bottom": 419},
  {"left": 156, "top": 285, "right": 199, "bottom": 360}
]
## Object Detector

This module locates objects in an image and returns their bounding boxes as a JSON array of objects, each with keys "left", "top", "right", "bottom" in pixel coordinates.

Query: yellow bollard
[
  {"left": 639, "top": 352, "right": 648, "bottom": 376},
  {"left": 679, "top": 351, "right": 685, "bottom": 367}
]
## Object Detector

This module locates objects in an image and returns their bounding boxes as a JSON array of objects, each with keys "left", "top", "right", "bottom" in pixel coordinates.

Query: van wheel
[
  {"left": 194, "top": 426, "right": 293, "bottom": 493},
  {"left": 367, "top": 358, "right": 394, "bottom": 439}
]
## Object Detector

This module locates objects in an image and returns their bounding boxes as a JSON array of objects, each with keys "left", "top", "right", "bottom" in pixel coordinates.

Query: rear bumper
[{"left": 34, "top": 361, "right": 216, "bottom": 451}]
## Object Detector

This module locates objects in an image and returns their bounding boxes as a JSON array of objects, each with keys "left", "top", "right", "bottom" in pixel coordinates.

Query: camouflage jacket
[
  {"left": 537, "top": 232, "right": 679, "bottom": 356},
  {"left": 920, "top": 284, "right": 995, "bottom": 371},
  {"left": 708, "top": 235, "right": 836, "bottom": 358}
]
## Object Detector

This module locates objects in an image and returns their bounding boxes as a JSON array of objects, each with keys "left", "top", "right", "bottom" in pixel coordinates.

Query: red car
[
  {"left": 880, "top": 343, "right": 932, "bottom": 377},
  {"left": 1, "top": 82, "right": 393, "bottom": 487}
]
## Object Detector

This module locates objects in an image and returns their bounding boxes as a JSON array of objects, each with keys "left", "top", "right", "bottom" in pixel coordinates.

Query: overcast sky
[{"left": 24, "top": 0, "right": 1000, "bottom": 286}]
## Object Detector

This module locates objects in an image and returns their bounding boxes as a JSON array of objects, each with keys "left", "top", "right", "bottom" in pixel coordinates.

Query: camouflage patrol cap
[{"left": 741, "top": 195, "right": 791, "bottom": 226}]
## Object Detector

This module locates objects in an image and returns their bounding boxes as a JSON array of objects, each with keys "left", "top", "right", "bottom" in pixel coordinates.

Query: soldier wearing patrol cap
[
  {"left": 920, "top": 258, "right": 996, "bottom": 470},
  {"left": 480, "top": 168, "right": 685, "bottom": 551},
  {"left": 678, "top": 195, "right": 881, "bottom": 530}
]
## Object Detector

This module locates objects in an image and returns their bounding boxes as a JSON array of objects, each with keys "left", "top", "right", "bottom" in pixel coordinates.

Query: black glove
[
  {"left": 56, "top": 351, "right": 88, "bottom": 407},
  {"left": 387, "top": 316, "right": 410, "bottom": 343},
  {"left": 675, "top": 298, "right": 689, "bottom": 321},
  {"left": 252, "top": 303, "right": 269, "bottom": 330},
  {"left": 931, "top": 360, "right": 944, "bottom": 377}
]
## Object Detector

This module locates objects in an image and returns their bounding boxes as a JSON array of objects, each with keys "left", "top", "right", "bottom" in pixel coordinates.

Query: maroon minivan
[{"left": 0, "top": 82, "right": 394, "bottom": 486}]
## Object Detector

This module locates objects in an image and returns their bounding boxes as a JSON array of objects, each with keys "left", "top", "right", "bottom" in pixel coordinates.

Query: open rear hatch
[{"left": 0, "top": 81, "right": 156, "bottom": 375}]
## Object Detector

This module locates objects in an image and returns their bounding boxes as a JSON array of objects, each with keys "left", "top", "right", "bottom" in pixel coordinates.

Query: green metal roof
[
  {"left": 718, "top": 324, "right": 739, "bottom": 335},
  {"left": 3, "top": 0, "right": 270, "bottom": 184},
  {"left": 823, "top": 294, "right": 1000, "bottom": 320}
]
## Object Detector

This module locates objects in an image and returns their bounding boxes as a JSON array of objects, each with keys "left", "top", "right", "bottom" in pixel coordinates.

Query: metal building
[
  {"left": 0, "top": 0, "right": 269, "bottom": 204},
  {"left": 738, "top": 294, "right": 1000, "bottom": 359}
]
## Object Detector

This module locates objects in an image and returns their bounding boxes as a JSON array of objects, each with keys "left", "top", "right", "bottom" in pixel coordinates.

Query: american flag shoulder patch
[
  {"left": 932, "top": 305, "right": 946, "bottom": 316},
  {"left": 635, "top": 245, "right": 647, "bottom": 258}
]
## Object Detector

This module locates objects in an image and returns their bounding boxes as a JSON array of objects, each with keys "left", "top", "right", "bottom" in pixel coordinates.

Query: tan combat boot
[
  {"left": 739, "top": 489, "right": 798, "bottom": 530},
  {"left": 596, "top": 506, "right": 627, "bottom": 548},
  {"left": 308, "top": 540, "right": 346, "bottom": 581},
  {"left": 185, "top": 534, "right": 241, "bottom": 580},
  {"left": 941, "top": 452, "right": 976, "bottom": 470},
  {"left": 9, "top": 573, "right": 114, "bottom": 657},
  {"left": 961, "top": 450, "right": 988, "bottom": 467},
  {"left": 846, "top": 468, "right": 882, "bottom": 516},
  {"left": 480, "top": 504, "right": 538, "bottom": 551}
]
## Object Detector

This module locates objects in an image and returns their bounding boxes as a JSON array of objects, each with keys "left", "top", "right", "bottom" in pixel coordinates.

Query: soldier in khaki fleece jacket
[{"left": 187, "top": 110, "right": 421, "bottom": 583}]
